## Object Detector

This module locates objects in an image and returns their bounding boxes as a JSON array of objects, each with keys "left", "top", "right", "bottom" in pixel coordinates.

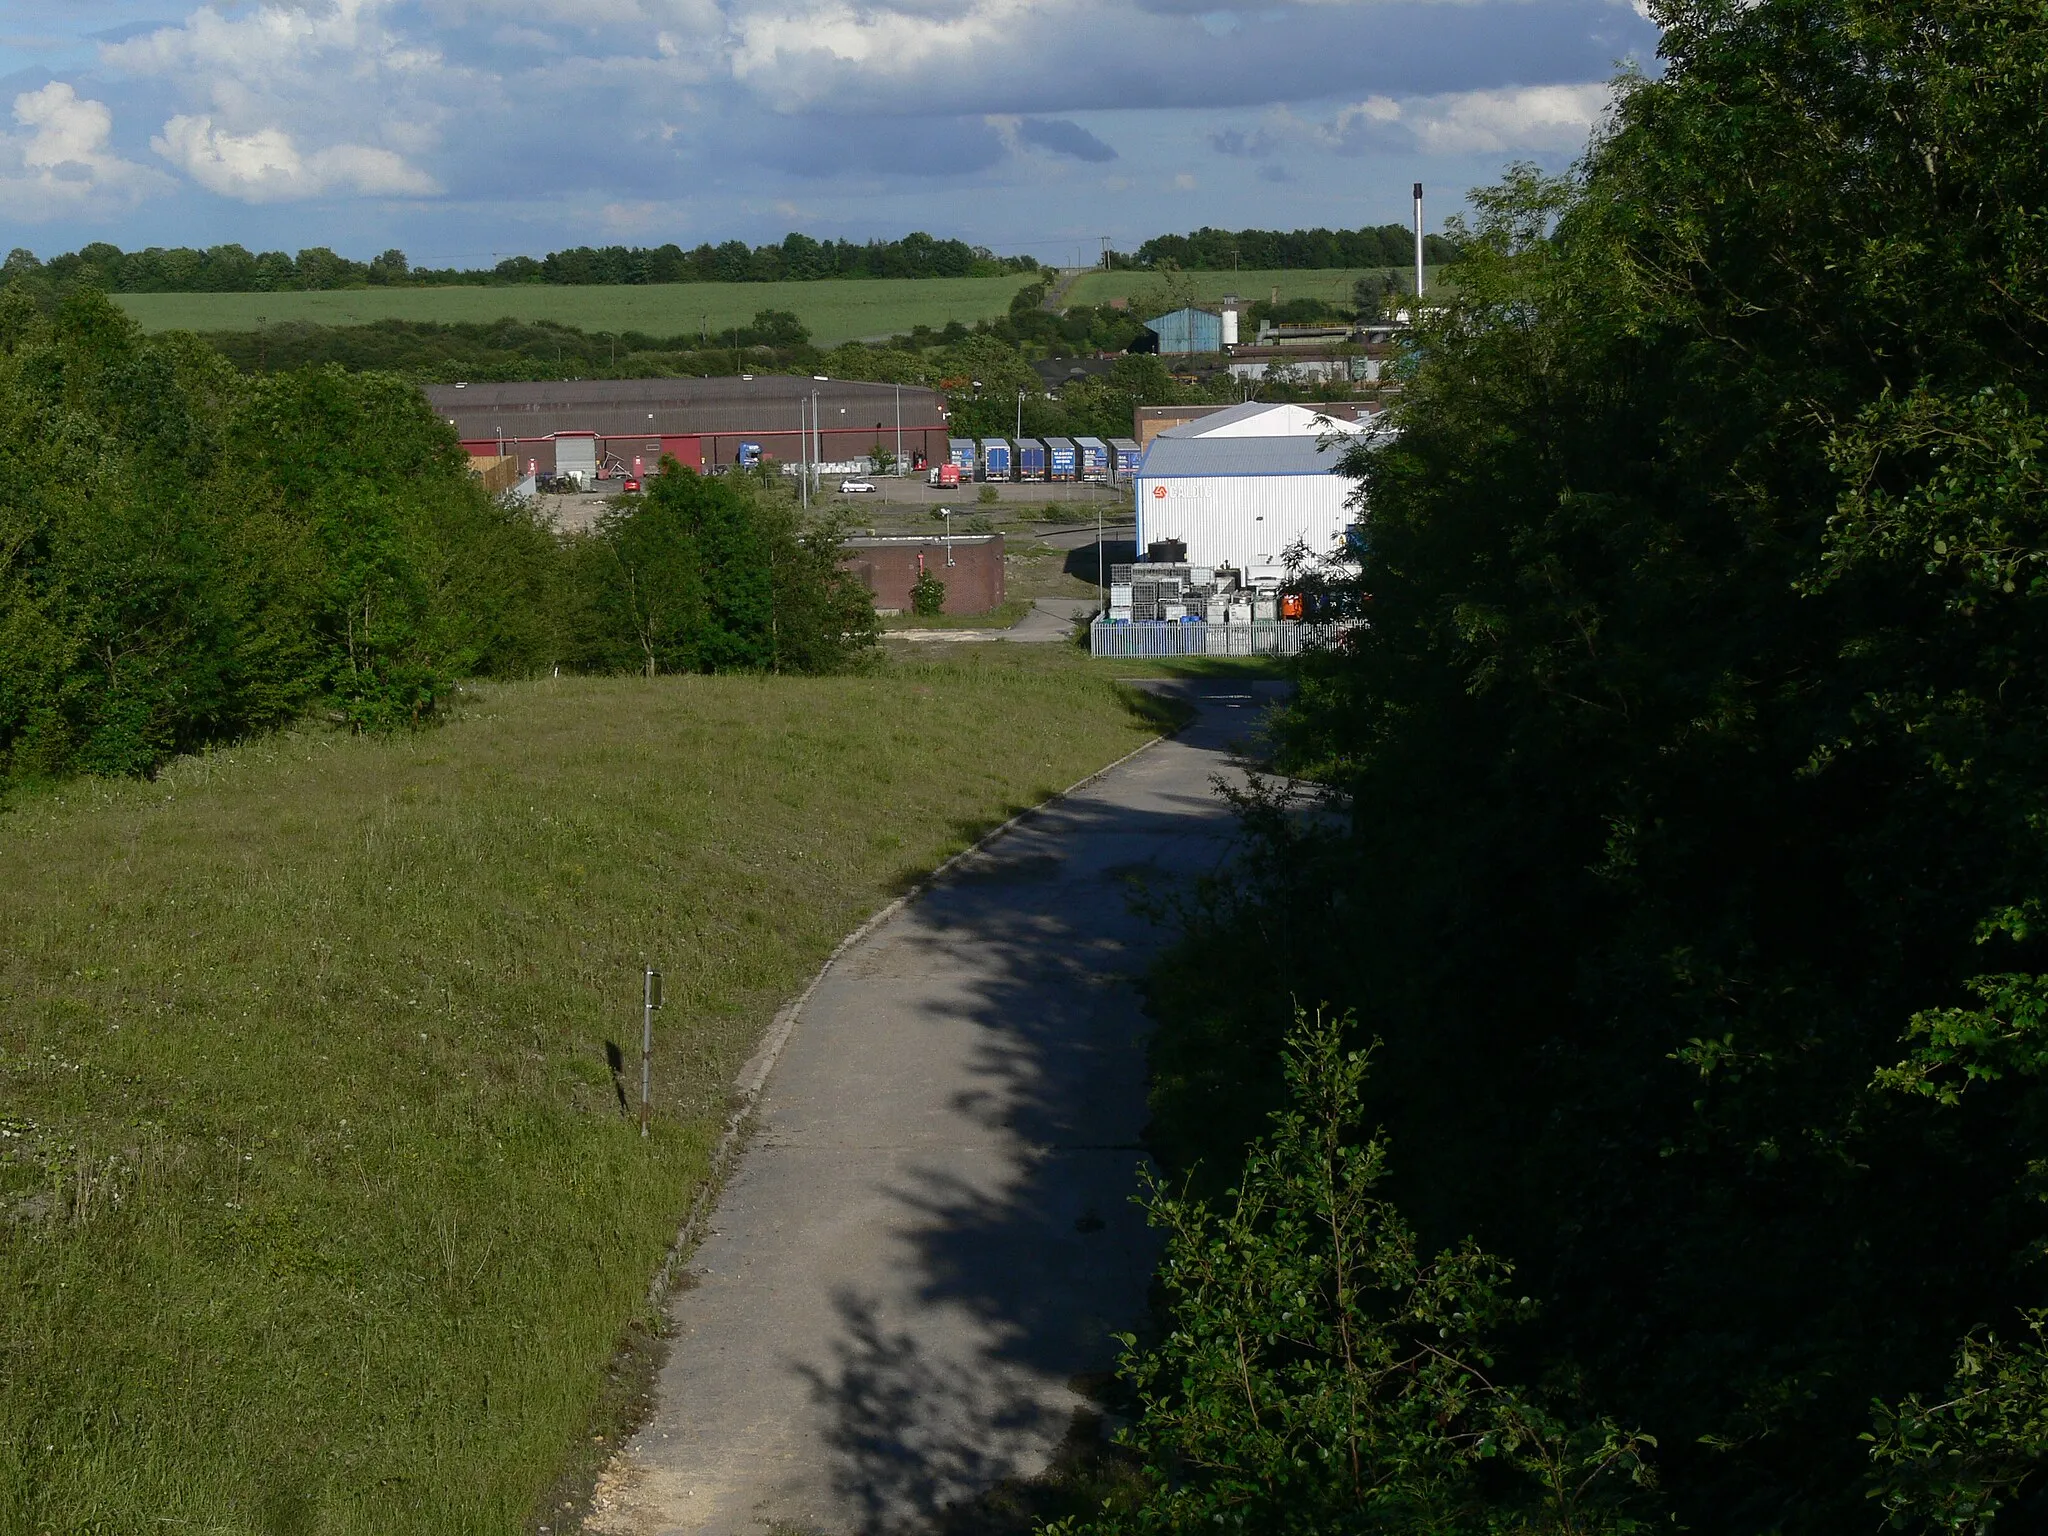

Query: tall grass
[{"left": 0, "top": 657, "right": 1162, "bottom": 1533}]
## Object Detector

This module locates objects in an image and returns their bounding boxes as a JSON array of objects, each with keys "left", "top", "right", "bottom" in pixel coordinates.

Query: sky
[{"left": 0, "top": 0, "right": 1660, "bottom": 267}]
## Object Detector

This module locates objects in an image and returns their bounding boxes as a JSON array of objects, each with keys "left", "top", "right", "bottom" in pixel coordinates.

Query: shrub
[{"left": 909, "top": 569, "right": 946, "bottom": 616}]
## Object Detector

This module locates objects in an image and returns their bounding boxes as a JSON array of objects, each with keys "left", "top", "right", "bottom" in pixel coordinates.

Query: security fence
[{"left": 1089, "top": 620, "right": 1344, "bottom": 658}]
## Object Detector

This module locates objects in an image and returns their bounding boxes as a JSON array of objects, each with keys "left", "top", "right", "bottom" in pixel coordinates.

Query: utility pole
[
  {"left": 799, "top": 395, "right": 809, "bottom": 510},
  {"left": 812, "top": 390, "right": 821, "bottom": 494},
  {"left": 1413, "top": 182, "right": 1425, "bottom": 301},
  {"left": 640, "top": 968, "right": 662, "bottom": 1138},
  {"left": 894, "top": 384, "right": 902, "bottom": 476}
]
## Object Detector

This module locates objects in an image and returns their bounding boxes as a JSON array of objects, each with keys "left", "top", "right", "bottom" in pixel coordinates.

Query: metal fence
[{"left": 1090, "top": 620, "right": 1338, "bottom": 658}]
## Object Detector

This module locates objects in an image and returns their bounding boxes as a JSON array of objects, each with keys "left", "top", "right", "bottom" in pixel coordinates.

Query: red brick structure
[{"left": 842, "top": 534, "right": 1005, "bottom": 615}]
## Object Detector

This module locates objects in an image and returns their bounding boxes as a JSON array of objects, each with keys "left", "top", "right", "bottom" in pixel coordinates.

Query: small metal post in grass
[{"left": 641, "top": 967, "right": 662, "bottom": 1138}]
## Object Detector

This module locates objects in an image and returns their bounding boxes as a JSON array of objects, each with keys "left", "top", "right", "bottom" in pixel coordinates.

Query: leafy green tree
[
  {"left": 1140, "top": 0, "right": 2048, "bottom": 1529},
  {"left": 1070, "top": 1011, "right": 1658, "bottom": 1536}
]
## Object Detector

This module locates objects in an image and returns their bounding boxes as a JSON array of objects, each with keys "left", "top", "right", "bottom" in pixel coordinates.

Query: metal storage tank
[
  {"left": 1074, "top": 436, "right": 1110, "bottom": 482},
  {"left": 948, "top": 437, "right": 978, "bottom": 476},
  {"left": 1142, "top": 306, "right": 1224, "bottom": 356},
  {"left": 1016, "top": 439, "right": 1048, "bottom": 480},
  {"left": 1044, "top": 436, "right": 1077, "bottom": 481},
  {"left": 979, "top": 438, "right": 1013, "bottom": 480}
]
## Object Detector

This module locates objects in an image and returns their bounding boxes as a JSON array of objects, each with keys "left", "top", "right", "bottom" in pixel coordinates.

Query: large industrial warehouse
[
  {"left": 423, "top": 376, "right": 952, "bottom": 481},
  {"left": 1132, "top": 402, "right": 1375, "bottom": 570}
]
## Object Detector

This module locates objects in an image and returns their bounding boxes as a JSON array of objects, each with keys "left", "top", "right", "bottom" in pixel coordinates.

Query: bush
[
  {"left": 909, "top": 570, "right": 945, "bottom": 616},
  {"left": 561, "top": 464, "right": 876, "bottom": 676},
  {"left": 0, "top": 288, "right": 878, "bottom": 785},
  {"left": 1069, "top": 1010, "right": 1657, "bottom": 1536},
  {"left": 0, "top": 288, "right": 560, "bottom": 780}
]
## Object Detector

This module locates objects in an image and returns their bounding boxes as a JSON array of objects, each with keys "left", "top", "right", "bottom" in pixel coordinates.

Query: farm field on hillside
[
  {"left": 113, "top": 274, "right": 1038, "bottom": 345},
  {"left": 1066, "top": 265, "right": 1450, "bottom": 309},
  {"left": 0, "top": 656, "right": 1167, "bottom": 1534}
]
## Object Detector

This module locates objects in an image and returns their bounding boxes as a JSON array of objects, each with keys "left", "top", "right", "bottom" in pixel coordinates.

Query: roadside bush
[
  {"left": 1069, "top": 1011, "right": 1657, "bottom": 1536},
  {"left": 909, "top": 570, "right": 946, "bottom": 616}
]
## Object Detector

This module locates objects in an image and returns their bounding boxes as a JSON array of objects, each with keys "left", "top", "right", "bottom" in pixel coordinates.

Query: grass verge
[
  {"left": 111, "top": 276, "right": 1038, "bottom": 347},
  {"left": 0, "top": 657, "right": 1165, "bottom": 1533}
]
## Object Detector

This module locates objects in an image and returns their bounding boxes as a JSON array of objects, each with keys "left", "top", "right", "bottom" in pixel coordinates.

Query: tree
[
  {"left": 1142, "top": 0, "right": 2048, "bottom": 1529},
  {"left": 1069, "top": 1011, "right": 1658, "bottom": 1536}
]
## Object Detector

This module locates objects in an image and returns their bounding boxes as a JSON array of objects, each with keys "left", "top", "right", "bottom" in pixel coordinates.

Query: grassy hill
[
  {"left": 0, "top": 654, "right": 1167, "bottom": 1533},
  {"left": 113, "top": 274, "right": 1040, "bottom": 347}
]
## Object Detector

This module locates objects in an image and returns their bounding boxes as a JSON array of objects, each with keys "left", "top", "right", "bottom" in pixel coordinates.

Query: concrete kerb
[{"left": 640, "top": 723, "right": 1175, "bottom": 1312}]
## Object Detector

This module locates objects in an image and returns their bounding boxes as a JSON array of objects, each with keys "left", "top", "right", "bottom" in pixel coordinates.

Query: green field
[
  {"left": 1065, "top": 265, "right": 1451, "bottom": 308},
  {"left": 0, "top": 656, "right": 1166, "bottom": 1532},
  {"left": 113, "top": 274, "right": 1040, "bottom": 346}
]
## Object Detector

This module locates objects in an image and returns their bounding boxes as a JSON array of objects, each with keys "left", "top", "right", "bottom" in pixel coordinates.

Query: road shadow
[{"left": 798, "top": 684, "right": 1289, "bottom": 1532}]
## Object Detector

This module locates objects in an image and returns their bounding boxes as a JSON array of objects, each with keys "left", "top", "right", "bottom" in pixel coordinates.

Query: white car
[{"left": 838, "top": 479, "right": 876, "bottom": 493}]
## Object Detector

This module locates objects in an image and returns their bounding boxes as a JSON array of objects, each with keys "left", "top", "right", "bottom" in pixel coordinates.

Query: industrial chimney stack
[{"left": 1413, "top": 181, "right": 1425, "bottom": 300}]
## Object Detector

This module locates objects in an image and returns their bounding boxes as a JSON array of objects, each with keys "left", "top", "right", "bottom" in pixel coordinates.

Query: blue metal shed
[
  {"left": 979, "top": 438, "right": 1012, "bottom": 480},
  {"left": 1143, "top": 306, "right": 1224, "bottom": 356},
  {"left": 1044, "top": 437, "right": 1077, "bottom": 481},
  {"left": 1074, "top": 436, "right": 1110, "bottom": 481},
  {"left": 1016, "top": 439, "right": 1048, "bottom": 480}
]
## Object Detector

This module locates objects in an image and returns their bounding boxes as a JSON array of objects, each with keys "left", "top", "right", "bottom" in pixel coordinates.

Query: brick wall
[{"left": 842, "top": 535, "right": 1006, "bottom": 615}]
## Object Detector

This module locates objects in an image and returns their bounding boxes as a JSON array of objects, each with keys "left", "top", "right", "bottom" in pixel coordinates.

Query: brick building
[
  {"left": 842, "top": 534, "right": 1005, "bottom": 615},
  {"left": 424, "top": 376, "right": 951, "bottom": 480}
]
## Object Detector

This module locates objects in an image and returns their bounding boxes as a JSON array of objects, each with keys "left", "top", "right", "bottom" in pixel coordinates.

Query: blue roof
[{"left": 1136, "top": 435, "right": 1355, "bottom": 479}]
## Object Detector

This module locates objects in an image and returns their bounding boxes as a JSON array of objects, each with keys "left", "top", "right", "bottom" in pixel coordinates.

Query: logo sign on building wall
[{"left": 1152, "top": 485, "right": 1168, "bottom": 498}]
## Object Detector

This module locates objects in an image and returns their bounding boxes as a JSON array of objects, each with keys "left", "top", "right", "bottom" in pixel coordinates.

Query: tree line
[
  {"left": 0, "top": 232, "right": 1041, "bottom": 296},
  {"left": 0, "top": 289, "right": 875, "bottom": 786},
  {"left": 1094, "top": 0, "right": 2048, "bottom": 1531},
  {"left": 1115, "top": 223, "right": 1464, "bottom": 272}
]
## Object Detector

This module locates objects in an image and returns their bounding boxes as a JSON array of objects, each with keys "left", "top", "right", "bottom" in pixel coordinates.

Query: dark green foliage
[
  {"left": 2, "top": 233, "right": 1039, "bottom": 295},
  {"left": 0, "top": 288, "right": 550, "bottom": 777},
  {"left": 1114, "top": 225, "right": 1462, "bottom": 271},
  {"left": 1072, "top": 1012, "right": 1656, "bottom": 1536},
  {"left": 0, "top": 290, "right": 874, "bottom": 785},
  {"left": 910, "top": 569, "right": 946, "bottom": 617},
  {"left": 1138, "top": 0, "right": 2048, "bottom": 1529},
  {"left": 564, "top": 465, "right": 876, "bottom": 677}
]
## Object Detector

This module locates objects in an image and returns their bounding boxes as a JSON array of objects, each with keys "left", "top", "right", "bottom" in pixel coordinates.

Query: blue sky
[{"left": 0, "top": 0, "right": 1658, "bottom": 267}]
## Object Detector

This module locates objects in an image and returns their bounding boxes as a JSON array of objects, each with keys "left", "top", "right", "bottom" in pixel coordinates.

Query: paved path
[
  {"left": 589, "top": 684, "right": 1284, "bottom": 1536},
  {"left": 886, "top": 598, "right": 1096, "bottom": 645}
]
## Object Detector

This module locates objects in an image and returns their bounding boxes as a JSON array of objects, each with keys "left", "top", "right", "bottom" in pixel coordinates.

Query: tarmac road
[{"left": 587, "top": 682, "right": 1285, "bottom": 1536}]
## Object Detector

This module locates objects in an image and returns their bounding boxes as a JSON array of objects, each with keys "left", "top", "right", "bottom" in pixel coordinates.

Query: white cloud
[
  {"left": 1397, "top": 81, "right": 1614, "bottom": 153},
  {"left": 152, "top": 113, "right": 438, "bottom": 201},
  {"left": 1219, "top": 81, "right": 1614, "bottom": 159},
  {"left": 0, "top": 81, "right": 170, "bottom": 222}
]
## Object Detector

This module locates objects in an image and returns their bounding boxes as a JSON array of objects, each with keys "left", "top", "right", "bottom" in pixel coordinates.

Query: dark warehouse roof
[{"left": 423, "top": 375, "right": 946, "bottom": 439}]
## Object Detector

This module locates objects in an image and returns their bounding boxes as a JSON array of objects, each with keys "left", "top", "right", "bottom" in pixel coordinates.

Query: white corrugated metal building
[{"left": 1133, "top": 403, "right": 1379, "bottom": 570}]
